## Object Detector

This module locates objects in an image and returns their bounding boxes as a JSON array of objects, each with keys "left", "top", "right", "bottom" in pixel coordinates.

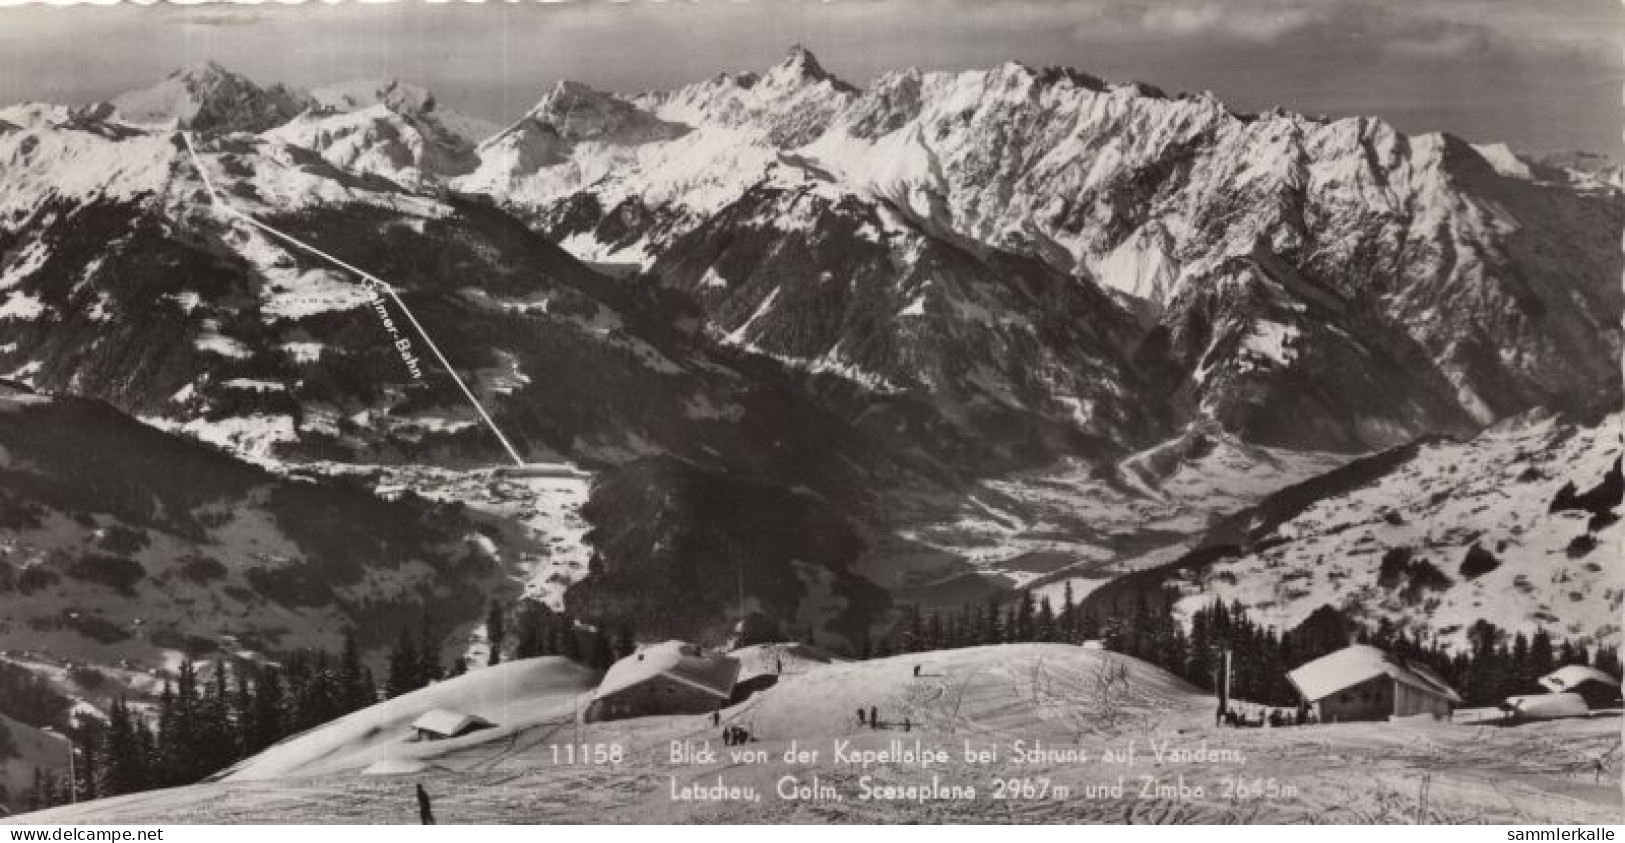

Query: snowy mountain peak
[
  {"left": 516, "top": 80, "right": 687, "bottom": 146},
  {"left": 109, "top": 62, "right": 308, "bottom": 132},
  {"left": 309, "top": 78, "right": 437, "bottom": 117},
  {"left": 760, "top": 44, "right": 856, "bottom": 95},
  {"left": 531, "top": 79, "right": 618, "bottom": 115},
  {"left": 167, "top": 60, "right": 237, "bottom": 85}
]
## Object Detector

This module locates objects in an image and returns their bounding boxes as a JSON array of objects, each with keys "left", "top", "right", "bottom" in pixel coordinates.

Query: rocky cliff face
[{"left": 466, "top": 50, "right": 1622, "bottom": 453}]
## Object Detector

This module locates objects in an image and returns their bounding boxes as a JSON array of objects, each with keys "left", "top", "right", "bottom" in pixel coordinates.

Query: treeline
[
  {"left": 25, "top": 602, "right": 636, "bottom": 812},
  {"left": 510, "top": 601, "right": 631, "bottom": 670},
  {"left": 872, "top": 585, "right": 1620, "bottom": 710},
  {"left": 32, "top": 631, "right": 393, "bottom": 810}
]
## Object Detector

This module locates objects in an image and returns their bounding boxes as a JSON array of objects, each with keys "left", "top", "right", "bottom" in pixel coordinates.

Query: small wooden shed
[{"left": 410, "top": 709, "right": 494, "bottom": 741}]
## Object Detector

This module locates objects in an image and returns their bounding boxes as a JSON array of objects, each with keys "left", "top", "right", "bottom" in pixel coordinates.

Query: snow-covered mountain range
[{"left": 0, "top": 50, "right": 1618, "bottom": 675}]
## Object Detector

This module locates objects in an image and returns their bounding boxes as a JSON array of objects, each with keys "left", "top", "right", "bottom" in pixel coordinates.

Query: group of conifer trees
[
  {"left": 874, "top": 584, "right": 1620, "bottom": 710},
  {"left": 31, "top": 631, "right": 392, "bottom": 808},
  {"left": 509, "top": 601, "right": 631, "bottom": 671}
]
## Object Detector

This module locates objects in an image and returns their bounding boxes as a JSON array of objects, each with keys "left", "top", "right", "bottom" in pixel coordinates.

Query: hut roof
[
  {"left": 1539, "top": 665, "right": 1621, "bottom": 693},
  {"left": 1287, "top": 644, "right": 1461, "bottom": 704},
  {"left": 410, "top": 708, "right": 493, "bottom": 737},
  {"left": 593, "top": 641, "right": 740, "bottom": 701}
]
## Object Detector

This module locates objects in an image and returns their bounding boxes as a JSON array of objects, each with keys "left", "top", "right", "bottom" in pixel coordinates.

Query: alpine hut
[
  {"left": 1537, "top": 665, "right": 1622, "bottom": 710},
  {"left": 410, "top": 709, "right": 494, "bottom": 741},
  {"left": 1286, "top": 644, "right": 1460, "bottom": 722},
  {"left": 585, "top": 641, "right": 741, "bottom": 723}
]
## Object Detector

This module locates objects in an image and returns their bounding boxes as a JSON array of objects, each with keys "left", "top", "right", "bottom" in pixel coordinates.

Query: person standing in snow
[
  {"left": 857, "top": 708, "right": 866, "bottom": 727},
  {"left": 416, "top": 783, "right": 435, "bottom": 825},
  {"left": 869, "top": 706, "right": 878, "bottom": 729}
]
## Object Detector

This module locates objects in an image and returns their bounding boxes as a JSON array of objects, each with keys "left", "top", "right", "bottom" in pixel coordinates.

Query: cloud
[
  {"left": 1393, "top": 0, "right": 1619, "bottom": 64},
  {"left": 177, "top": 9, "right": 266, "bottom": 28},
  {"left": 1139, "top": 4, "right": 1322, "bottom": 41},
  {"left": 1382, "top": 27, "right": 1489, "bottom": 60},
  {"left": 1065, "top": 0, "right": 1330, "bottom": 44},
  {"left": 1061, "top": 0, "right": 1616, "bottom": 64}
]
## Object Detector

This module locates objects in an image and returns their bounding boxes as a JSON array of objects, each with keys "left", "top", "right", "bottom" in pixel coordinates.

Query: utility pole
[{"left": 1223, "top": 648, "right": 1232, "bottom": 704}]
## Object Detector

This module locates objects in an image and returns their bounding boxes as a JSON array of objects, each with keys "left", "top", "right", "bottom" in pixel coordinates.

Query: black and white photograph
[{"left": 0, "top": 0, "right": 1618, "bottom": 827}]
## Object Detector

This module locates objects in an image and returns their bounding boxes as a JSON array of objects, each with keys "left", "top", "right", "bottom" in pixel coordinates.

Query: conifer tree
[
  {"left": 1595, "top": 645, "right": 1622, "bottom": 679},
  {"left": 248, "top": 668, "right": 286, "bottom": 754},
  {"left": 1059, "top": 581, "right": 1077, "bottom": 643},
  {"left": 417, "top": 611, "right": 442, "bottom": 685},
  {"left": 561, "top": 617, "right": 583, "bottom": 663},
  {"left": 385, "top": 626, "right": 421, "bottom": 699},
  {"left": 1035, "top": 596, "right": 1056, "bottom": 642},
  {"left": 1529, "top": 628, "right": 1556, "bottom": 682},
  {"left": 590, "top": 628, "right": 615, "bottom": 669},
  {"left": 338, "top": 631, "right": 372, "bottom": 712},
  {"left": 904, "top": 612, "right": 925, "bottom": 653},
  {"left": 516, "top": 602, "right": 546, "bottom": 659},
  {"left": 925, "top": 611, "right": 944, "bottom": 652},
  {"left": 485, "top": 601, "right": 506, "bottom": 667},
  {"left": 615, "top": 624, "right": 636, "bottom": 660}
]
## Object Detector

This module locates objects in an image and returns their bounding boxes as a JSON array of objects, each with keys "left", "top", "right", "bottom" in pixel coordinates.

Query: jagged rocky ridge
[
  {"left": 465, "top": 48, "right": 1623, "bottom": 453},
  {"left": 0, "top": 50, "right": 1619, "bottom": 654}
]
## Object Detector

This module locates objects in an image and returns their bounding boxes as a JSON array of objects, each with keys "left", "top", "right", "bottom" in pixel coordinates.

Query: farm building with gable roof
[
  {"left": 1287, "top": 644, "right": 1460, "bottom": 722},
  {"left": 585, "top": 641, "right": 741, "bottom": 723}
]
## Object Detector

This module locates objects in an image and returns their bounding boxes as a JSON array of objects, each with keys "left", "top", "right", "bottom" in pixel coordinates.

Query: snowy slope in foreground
[
  {"left": 220, "top": 656, "right": 597, "bottom": 782},
  {"left": 20, "top": 644, "right": 1621, "bottom": 823},
  {"left": 1174, "top": 412, "right": 1624, "bottom": 645},
  {"left": 228, "top": 644, "right": 1196, "bottom": 782}
]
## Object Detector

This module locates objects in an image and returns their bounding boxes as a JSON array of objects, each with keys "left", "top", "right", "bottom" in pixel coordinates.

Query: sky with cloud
[{"left": 0, "top": 0, "right": 1618, "bottom": 154}]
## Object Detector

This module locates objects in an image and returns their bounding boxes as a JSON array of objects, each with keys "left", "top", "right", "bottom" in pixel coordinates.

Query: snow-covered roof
[
  {"left": 1286, "top": 645, "right": 1461, "bottom": 704},
  {"left": 410, "top": 708, "right": 493, "bottom": 737},
  {"left": 1501, "top": 692, "right": 1590, "bottom": 720},
  {"left": 592, "top": 640, "right": 741, "bottom": 701},
  {"left": 1539, "top": 665, "right": 1621, "bottom": 693}
]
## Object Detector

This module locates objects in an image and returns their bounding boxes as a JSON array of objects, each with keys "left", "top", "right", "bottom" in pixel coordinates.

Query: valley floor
[{"left": 14, "top": 646, "right": 1620, "bottom": 824}]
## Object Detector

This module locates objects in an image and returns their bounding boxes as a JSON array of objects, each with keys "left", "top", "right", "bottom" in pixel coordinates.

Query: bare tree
[{"left": 1091, "top": 655, "right": 1133, "bottom": 730}]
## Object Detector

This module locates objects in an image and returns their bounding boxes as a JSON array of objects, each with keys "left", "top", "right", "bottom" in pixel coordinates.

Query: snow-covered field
[
  {"left": 17, "top": 645, "right": 1619, "bottom": 824},
  {"left": 302, "top": 462, "right": 594, "bottom": 613},
  {"left": 871, "top": 426, "right": 1348, "bottom": 603}
]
